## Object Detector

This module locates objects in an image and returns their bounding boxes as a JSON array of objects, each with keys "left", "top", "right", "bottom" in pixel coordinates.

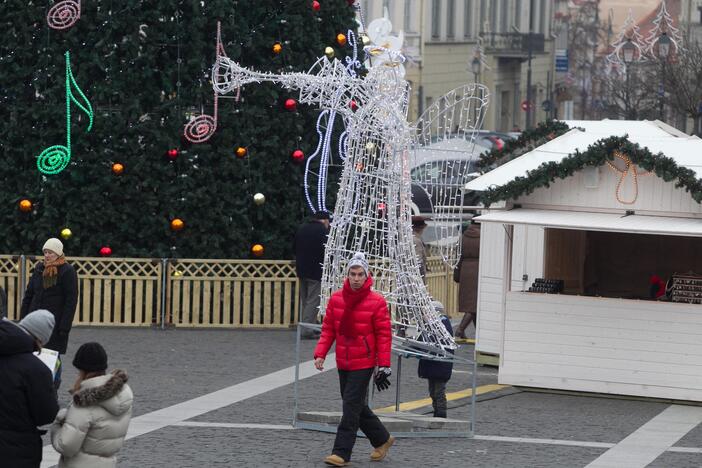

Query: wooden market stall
[{"left": 465, "top": 120, "right": 702, "bottom": 401}]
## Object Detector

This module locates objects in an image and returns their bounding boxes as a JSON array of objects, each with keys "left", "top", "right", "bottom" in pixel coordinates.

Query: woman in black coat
[
  {"left": 20, "top": 238, "right": 78, "bottom": 356},
  {"left": 0, "top": 314, "right": 60, "bottom": 468}
]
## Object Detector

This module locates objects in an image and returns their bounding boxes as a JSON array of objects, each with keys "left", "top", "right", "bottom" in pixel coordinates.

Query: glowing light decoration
[
  {"left": 47, "top": 0, "right": 81, "bottom": 30},
  {"left": 213, "top": 13, "right": 490, "bottom": 356},
  {"left": 644, "top": 0, "right": 684, "bottom": 57},
  {"left": 606, "top": 9, "right": 648, "bottom": 67},
  {"left": 605, "top": 150, "right": 652, "bottom": 205},
  {"left": 36, "top": 51, "right": 93, "bottom": 175},
  {"left": 184, "top": 22, "right": 236, "bottom": 144}
]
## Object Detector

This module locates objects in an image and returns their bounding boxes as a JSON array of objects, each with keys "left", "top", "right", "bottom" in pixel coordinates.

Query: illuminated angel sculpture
[{"left": 213, "top": 19, "right": 489, "bottom": 353}]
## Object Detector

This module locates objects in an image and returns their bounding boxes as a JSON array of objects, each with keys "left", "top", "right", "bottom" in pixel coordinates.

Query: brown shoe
[
  {"left": 324, "top": 454, "right": 348, "bottom": 466},
  {"left": 370, "top": 435, "right": 395, "bottom": 461}
]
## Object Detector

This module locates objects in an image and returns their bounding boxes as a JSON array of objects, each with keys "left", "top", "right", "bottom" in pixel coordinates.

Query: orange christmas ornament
[
  {"left": 19, "top": 199, "right": 33, "bottom": 213},
  {"left": 170, "top": 218, "right": 185, "bottom": 231},
  {"left": 251, "top": 244, "right": 264, "bottom": 257},
  {"left": 336, "top": 33, "right": 347, "bottom": 46},
  {"left": 272, "top": 42, "right": 283, "bottom": 54},
  {"left": 112, "top": 163, "right": 124, "bottom": 175},
  {"left": 235, "top": 147, "right": 248, "bottom": 158}
]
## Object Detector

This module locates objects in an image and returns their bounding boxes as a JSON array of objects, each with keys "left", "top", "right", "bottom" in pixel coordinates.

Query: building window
[
  {"left": 490, "top": 0, "right": 497, "bottom": 33},
  {"left": 540, "top": 0, "right": 547, "bottom": 34},
  {"left": 383, "top": 0, "right": 392, "bottom": 16},
  {"left": 404, "top": 0, "right": 414, "bottom": 32},
  {"left": 432, "top": 0, "right": 441, "bottom": 38},
  {"left": 464, "top": 0, "right": 473, "bottom": 37},
  {"left": 447, "top": 0, "right": 455, "bottom": 37},
  {"left": 514, "top": 0, "right": 521, "bottom": 30},
  {"left": 479, "top": 0, "right": 487, "bottom": 33},
  {"left": 500, "top": 0, "right": 508, "bottom": 32}
]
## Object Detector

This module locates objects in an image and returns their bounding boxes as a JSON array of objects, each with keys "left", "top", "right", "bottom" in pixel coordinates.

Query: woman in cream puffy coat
[{"left": 50, "top": 343, "right": 133, "bottom": 468}]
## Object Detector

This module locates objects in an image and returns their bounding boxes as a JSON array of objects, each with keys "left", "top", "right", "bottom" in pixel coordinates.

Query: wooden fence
[{"left": 2, "top": 255, "right": 458, "bottom": 328}]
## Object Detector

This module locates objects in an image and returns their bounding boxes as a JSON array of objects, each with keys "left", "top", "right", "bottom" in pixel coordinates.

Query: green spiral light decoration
[{"left": 36, "top": 51, "right": 93, "bottom": 175}]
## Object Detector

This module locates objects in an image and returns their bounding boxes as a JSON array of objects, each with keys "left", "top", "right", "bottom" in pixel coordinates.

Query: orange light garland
[{"left": 605, "top": 151, "right": 652, "bottom": 204}]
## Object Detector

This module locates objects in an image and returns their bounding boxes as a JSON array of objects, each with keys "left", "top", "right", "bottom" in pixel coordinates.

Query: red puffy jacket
[{"left": 313, "top": 282, "right": 392, "bottom": 371}]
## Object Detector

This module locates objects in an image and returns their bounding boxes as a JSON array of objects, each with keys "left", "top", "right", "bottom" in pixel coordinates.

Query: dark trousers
[
  {"left": 299, "top": 279, "right": 321, "bottom": 337},
  {"left": 428, "top": 379, "right": 447, "bottom": 418},
  {"left": 333, "top": 368, "right": 390, "bottom": 461}
]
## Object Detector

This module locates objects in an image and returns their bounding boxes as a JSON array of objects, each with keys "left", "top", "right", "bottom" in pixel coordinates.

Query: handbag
[{"left": 453, "top": 264, "right": 461, "bottom": 283}]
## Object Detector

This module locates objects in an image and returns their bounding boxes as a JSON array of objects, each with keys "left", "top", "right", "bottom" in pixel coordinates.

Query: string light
[
  {"left": 36, "top": 51, "right": 93, "bottom": 175},
  {"left": 184, "top": 21, "right": 238, "bottom": 144},
  {"left": 212, "top": 13, "right": 490, "bottom": 356},
  {"left": 47, "top": 0, "right": 81, "bottom": 30},
  {"left": 605, "top": 150, "right": 652, "bottom": 204}
]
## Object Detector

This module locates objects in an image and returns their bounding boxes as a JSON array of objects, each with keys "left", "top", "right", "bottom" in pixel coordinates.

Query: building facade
[{"left": 360, "top": 0, "right": 557, "bottom": 131}]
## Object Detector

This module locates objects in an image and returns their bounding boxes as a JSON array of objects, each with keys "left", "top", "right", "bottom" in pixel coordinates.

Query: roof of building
[{"left": 465, "top": 120, "right": 702, "bottom": 191}]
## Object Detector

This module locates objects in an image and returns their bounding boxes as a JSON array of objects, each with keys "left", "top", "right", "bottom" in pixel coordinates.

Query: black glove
[{"left": 374, "top": 367, "right": 392, "bottom": 392}]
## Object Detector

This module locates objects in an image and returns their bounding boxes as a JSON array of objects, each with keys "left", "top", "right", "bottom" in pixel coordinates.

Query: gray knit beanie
[
  {"left": 431, "top": 300, "right": 445, "bottom": 315},
  {"left": 19, "top": 309, "right": 55, "bottom": 345},
  {"left": 347, "top": 252, "right": 369, "bottom": 276}
]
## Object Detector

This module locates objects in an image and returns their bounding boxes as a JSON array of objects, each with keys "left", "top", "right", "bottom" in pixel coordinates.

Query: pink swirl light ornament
[
  {"left": 184, "top": 22, "right": 238, "bottom": 144},
  {"left": 47, "top": 0, "right": 81, "bottom": 30}
]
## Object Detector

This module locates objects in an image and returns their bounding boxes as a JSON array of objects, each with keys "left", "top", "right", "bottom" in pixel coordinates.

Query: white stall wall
[
  {"left": 499, "top": 292, "right": 702, "bottom": 401},
  {"left": 476, "top": 222, "right": 506, "bottom": 355},
  {"left": 518, "top": 165, "right": 702, "bottom": 217},
  {"left": 510, "top": 225, "right": 545, "bottom": 292}
]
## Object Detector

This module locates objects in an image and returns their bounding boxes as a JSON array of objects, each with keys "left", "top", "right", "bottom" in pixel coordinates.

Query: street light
[
  {"left": 471, "top": 57, "right": 481, "bottom": 83},
  {"left": 657, "top": 32, "right": 671, "bottom": 121},
  {"left": 622, "top": 38, "right": 635, "bottom": 119}
]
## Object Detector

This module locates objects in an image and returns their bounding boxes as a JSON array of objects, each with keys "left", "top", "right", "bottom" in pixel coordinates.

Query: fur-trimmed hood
[{"left": 73, "top": 369, "right": 133, "bottom": 416}]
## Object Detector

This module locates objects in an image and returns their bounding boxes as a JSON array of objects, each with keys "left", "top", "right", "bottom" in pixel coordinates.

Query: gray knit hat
[
  {"left": 19, "top": 309, "right": 55, "bottom": 345},
  {"left": 431, "top": 300, "right": 445, "bottom": 314},
  {"left": 347, "top": 252, "right": 370, "bottom": 276}
]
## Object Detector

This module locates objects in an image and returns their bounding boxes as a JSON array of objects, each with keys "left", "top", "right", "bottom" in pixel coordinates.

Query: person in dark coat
[
  {"left": 418, "top": 301, "right": 454, "bottom": 418},
  {"left": 20, "top": 238, "right": 79, "bottom": 388},
  {"left": 454, "top": 221, "right": 480, "bottom": 339},
  {"left": 0, "top": 310, "right": 60, "bottom": 468},
  {"left": 294, "top": 211, "right": 330, "bottom": 339}
]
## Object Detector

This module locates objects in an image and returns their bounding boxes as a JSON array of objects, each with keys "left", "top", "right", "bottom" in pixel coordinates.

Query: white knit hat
[
  {"left": 347, "top": 252, "right": 369, "bottom": 276},
  {"left": 19, "top": 309, "right": 55, "bottom": 345},
  {"left": 42, "top": 238, "right": 64, "bottom": 257}
]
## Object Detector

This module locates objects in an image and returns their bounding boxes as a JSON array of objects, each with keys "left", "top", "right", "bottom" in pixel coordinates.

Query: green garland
[
  {"left": 476, "top": 120, "right": 571, "bottom": 171},
  {"left": 481, "top": 136, "right": 702, "bottom": 206}
]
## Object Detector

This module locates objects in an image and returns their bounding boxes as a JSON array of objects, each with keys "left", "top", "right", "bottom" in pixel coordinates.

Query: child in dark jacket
[{"left": 417, "top": 301, "right": 454, "bottom": 418}]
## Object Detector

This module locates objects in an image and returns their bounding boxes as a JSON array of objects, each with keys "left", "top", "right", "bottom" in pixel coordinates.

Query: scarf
[
  {"left": 339, "top": 276, "right": 373, "bottom": 337},
  {"left": 43, "top": 256, "right": 66, "bottom": 289}
]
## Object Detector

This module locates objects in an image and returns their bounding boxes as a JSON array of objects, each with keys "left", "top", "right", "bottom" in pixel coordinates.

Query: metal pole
[
  {"left": 625, "top": 66, "right": 630, "bottom": 119},
  {"left": 160, "top": 258, "right": 168, "bottom": 329},
  {"left": 394, "top": 355, "right": 402, "bottom": 412},
  {"left": 18, "top": 254, "right": 26, "bottom": 301},
  {"left": 526, "top": 0, "right": 534, "bottom": 129},
  {"left": 469, "top": 352, "right": 478, "bottom": 436},
  {"left": 659, "top": 61, "right": 665, "bottom": 121},
  {"left": 293, "top": 323, "right": 302, "bottom": 426}
]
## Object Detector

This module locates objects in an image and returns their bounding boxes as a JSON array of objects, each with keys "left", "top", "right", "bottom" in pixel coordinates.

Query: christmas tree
[{"left": 0, "top": 0, "right": 359, "bottom": 259}]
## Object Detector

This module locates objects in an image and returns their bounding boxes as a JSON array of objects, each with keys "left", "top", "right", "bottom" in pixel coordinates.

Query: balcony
[{"left": 479, "top": 33, "right": 545, "bottom": 58}]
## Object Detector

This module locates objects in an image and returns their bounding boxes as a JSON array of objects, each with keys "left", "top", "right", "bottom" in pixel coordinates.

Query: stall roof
[
  {"left": 466, "top": 120, "right": 702, "bottom": 191},
  {"left": 475, "top": 208, "right": 702, "bottom": 237}
]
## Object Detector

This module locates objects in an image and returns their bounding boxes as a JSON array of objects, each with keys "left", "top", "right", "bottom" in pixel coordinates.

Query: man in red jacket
[{"left": 314, "top": 252, "right": 395, "bottom": 466}]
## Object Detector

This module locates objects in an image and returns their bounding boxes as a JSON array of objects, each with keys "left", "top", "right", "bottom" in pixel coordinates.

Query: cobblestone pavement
[{"left": 42, "top": 327, "right": 702, "bottom": 468}]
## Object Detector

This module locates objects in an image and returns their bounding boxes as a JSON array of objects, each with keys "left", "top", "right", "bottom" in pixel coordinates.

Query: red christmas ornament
[
  {"left": 167, "top": 148, "right": 179, "bottom": 160},
  {"left": 312, "top": 0, "right": 320, "bottom": 11},
  {"left": 349, "top": 100, "right": 358, "bottom": 111},
  {"left": 291, "top": 149, "right": 305, "bottom": 163},
  {"left": 284, "top": 98, "right": 298, "bottom": 111},
  {"left": 378, "top": 202, "right": 386, "bottom": 212},
  {"left": 99, "top": 246, "right": 112, "bottom": 257},
  {"left": 347, "top": 0, "right": 356, "bottom": 5}
]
